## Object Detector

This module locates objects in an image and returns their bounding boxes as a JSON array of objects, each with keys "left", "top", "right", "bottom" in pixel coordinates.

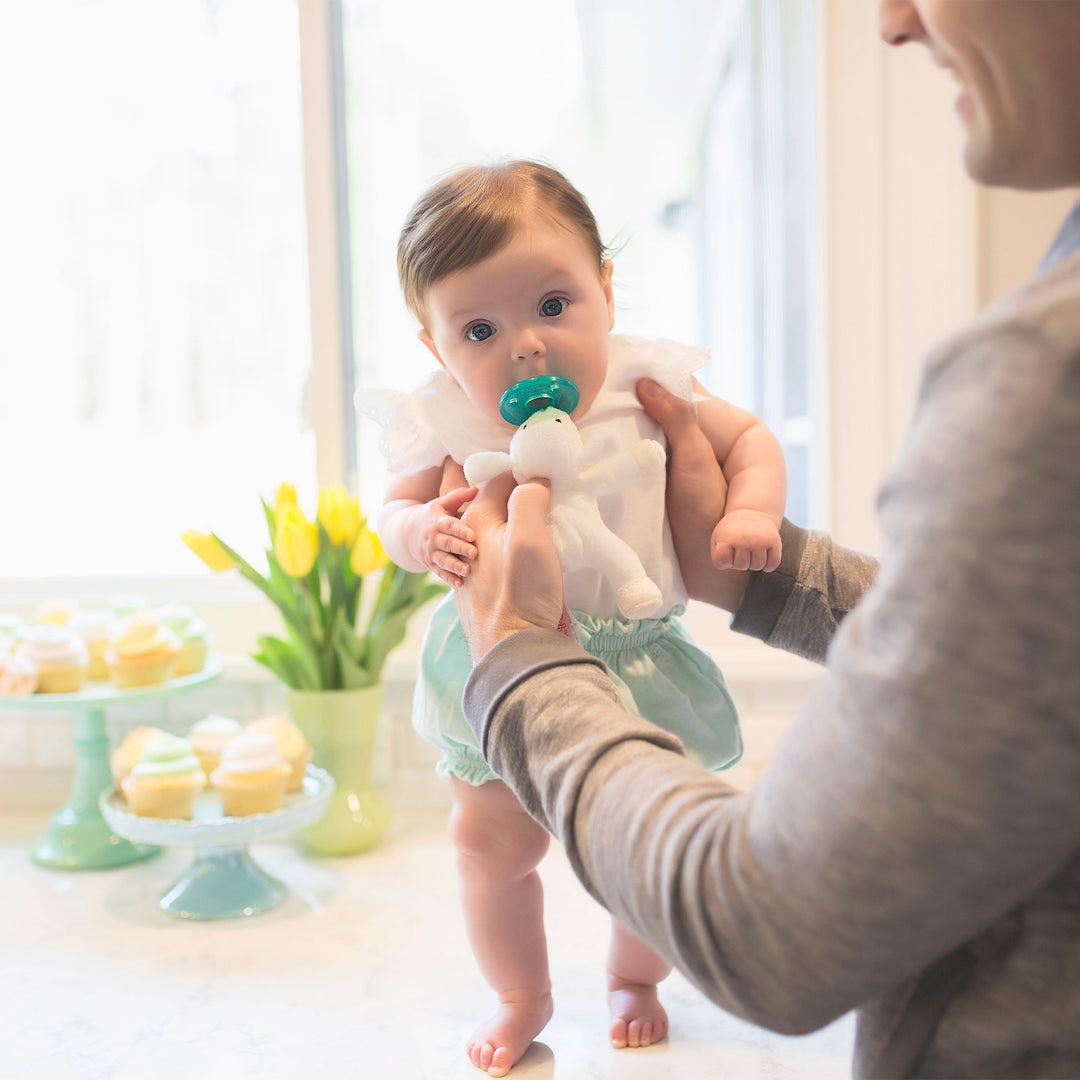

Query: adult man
[{"left": 452, "top": 2, "right": 1080, "bottom": 1076}]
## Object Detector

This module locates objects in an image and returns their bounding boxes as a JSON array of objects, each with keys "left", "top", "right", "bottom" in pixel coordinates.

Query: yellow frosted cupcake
[
  {"left": 33, "top": 598, "right": 79, "bottom": 625},
  {"left": 67, "top": 609, "right": 113, "bottom": 681},
  {"left": 106, "top": 615, "right": 181, "bottom": 688},
  {"left": 156, "top": 605, "right": 210, "bottom": 676},
  {"left": 110, "top": 725, "right": 164, "bottom": 797},
  {"left": 19, "top": 625, "right": 90, "bottom": 693},
  {"left": 188, "top": 714, "right": 243, "bottom": 781},
  {"left": 121, "top": 733, "right": 204, "bottom": 819},
  {"left": 247, "top": 715, "right": 313, "bottom": 792},
  {"left": 210, "top": 734, "right": 292, "bottom": 817}
]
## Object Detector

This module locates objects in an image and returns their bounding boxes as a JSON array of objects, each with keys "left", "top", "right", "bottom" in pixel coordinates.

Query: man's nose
[{"left": 878, "top": 0, "right": 924, "bottom": 47}]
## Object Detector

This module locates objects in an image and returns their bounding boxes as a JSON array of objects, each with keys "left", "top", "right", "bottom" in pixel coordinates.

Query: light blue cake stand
[
  {"left": 100, "top": 767, "right": 334, "bottom": 920},
  {"left": 0, "top": 655, "right": 223, "bottom": 870}
]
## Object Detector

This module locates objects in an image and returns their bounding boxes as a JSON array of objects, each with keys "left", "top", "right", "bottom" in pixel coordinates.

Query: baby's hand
[
  {"left": 711, "top": 509, "right": 781, "bottom": 573},
  {"left": 413, "top": 486, "right": 478, "bottom": 586}
]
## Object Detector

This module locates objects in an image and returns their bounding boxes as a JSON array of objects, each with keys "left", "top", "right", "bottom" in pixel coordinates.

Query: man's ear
[
  {"left": 601, "top": 260, "right": 615, "bottom": 330},
  {"left": 419, "top": 329, "right": 447, "bottom": 370}
]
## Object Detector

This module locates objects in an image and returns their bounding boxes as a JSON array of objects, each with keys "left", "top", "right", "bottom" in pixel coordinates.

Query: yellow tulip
[
  {"left": 274, "top": 482, "right": 298, "bottom": 518},
  {"left": 350, "top": 526, "right": 388, "bottom": 575},
  {"left": 317, "top": 485, "right": 361, "bottom": 547},
  {"left": 274, "top": 505, "right": 319, "bottom": 577},
  {"left": 181, "top": 530, "right": 235, "bottom": 572}
]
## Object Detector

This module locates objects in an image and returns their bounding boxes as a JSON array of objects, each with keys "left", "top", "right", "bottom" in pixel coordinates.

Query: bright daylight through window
[{"left": 0, "top": 0, "right": 314, "bottom": 581}]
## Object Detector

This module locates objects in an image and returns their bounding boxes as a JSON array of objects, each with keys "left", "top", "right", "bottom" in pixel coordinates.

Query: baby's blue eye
[
  {"left": 466, "top": 322, "right": 495, "bottom": 342},
  {"left": 540, "top": 297, "right": 568, "bottom": 317}
]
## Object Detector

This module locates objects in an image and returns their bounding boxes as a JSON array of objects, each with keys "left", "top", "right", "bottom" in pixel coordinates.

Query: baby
[{"left": 360, "top": 160, "right": 785, "bottom": 1077}]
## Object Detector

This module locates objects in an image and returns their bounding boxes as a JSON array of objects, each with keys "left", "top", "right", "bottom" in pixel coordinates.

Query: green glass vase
[{"left": 286, "top": 684, "right": 393, "bottom": 856}]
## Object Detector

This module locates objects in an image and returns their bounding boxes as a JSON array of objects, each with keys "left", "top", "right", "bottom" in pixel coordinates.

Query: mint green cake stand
[
  {"left": 0, "top": 654, "right": 223, "bottom": 870},
  {"left": 100, "top": 767, "right": 334, "bottom": 920}
]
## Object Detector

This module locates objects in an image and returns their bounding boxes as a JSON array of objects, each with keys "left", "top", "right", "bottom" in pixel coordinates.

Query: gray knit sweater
[{"left": 462, "top": 202, "right": 1080, "bottom": 1077}]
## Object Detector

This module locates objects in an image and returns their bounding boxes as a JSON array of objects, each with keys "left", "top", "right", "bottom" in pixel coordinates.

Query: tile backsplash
[{"left": 0, "top": 645, "right": 822, "bottom": 813}]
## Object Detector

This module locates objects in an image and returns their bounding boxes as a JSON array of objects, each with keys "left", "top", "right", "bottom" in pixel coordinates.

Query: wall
[{"left": 822, "top": 0, "right": 1076, "bottom": 554}]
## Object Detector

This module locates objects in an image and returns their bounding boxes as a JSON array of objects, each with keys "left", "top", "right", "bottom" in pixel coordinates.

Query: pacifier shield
[{"left": 499, "top": 376, "right": 580, "bottom": 425}]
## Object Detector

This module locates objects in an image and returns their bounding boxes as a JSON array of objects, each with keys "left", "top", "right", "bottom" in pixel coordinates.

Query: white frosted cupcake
[
  {"left": 67, "top": 609, "right": 113, "bottom": 681},
  {"left": 19, "top": 625, "right": 89, "bottom": 693},
  {"left": 106, "top": 615, "right": 181, "bottom": 689},
  {"left": 246, "top": 715, "right": 313, "bottom": 792},
  {"left": 188, "top": 714, "right": 243, "bottom": 781},
  {"left": 210, "top": 734, "right": 292, "bottom": 817},
  {"left": 0, "top": 652, "right": 38, "bottom": 695},
  {"left": 0, "top": 613, "right": 23, "bottom": 643}
]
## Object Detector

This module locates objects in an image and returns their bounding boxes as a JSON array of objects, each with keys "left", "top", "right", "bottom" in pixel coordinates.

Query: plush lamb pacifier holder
[{"left": 464, "top": 376, "right": 665, "bottom": 619}]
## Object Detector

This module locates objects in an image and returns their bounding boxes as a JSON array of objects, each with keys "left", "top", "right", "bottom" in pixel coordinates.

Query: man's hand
[
  {"left": 636, "top": 378, "right": 751, "bottom": 613},
  {"left": 453, "top": 472, "right": 565, "bottom": 661}
]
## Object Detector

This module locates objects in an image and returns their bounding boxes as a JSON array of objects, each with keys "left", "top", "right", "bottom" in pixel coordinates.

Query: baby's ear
[{"left": 419, "top": 329, "right": 448, "bottom": 371}]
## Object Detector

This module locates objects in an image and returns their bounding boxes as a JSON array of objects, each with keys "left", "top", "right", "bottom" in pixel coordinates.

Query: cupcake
[
  {"left": 188, "top": 714, "right": 243, "bottom": 781},
  {"left": 19, "top": 625, "right": 90, "bottom": 693},
  {"left": 110, "top": 725, "right": 164, "bottom": 796},
  {"left": 33, "top": 598, "right": 79, "bottom": 625},
  {"left": 67, "top": 609, "right": 113, "bottom": 681},
  {"left": 210, "top": 734, "right": 292, "bottom": 817},
  {"left": 0, "top": 613, "right": 23, "bottom": 642},
  {"left": 156, "top": 604, "right": 210, "bottom": 676},
  {"left": 121, "top": 733, "right": 204, "bottom": 819},
  {"left": 247, "top": 715, "right": 312, "bottom": 793},
  {"left": 110, "top": 594, "right": 150, "bottom": 621},
  {"left": 0, "top": 652, "right": 38, "bottom": 695},
  {"left": 106, "top": 615, "right": 181, "bottom": 689}
]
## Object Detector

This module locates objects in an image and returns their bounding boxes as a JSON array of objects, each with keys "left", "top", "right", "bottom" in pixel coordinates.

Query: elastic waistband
[{"left": 571, "top": 609, "right": 677, "bottom": 655}]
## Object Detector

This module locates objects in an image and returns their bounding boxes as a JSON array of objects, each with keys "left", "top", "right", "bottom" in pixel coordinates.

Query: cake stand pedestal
[
  {"left": 100, "top": 767, "right": 334, "bottom": 920},
  {"left": 0, "top": 655, "right": 222, "bottom": 870}
]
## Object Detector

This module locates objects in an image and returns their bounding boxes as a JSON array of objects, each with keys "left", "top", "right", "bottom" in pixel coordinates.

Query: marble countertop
[{"left": 2, "top": 811, "right": 853, "bottom": 1080}]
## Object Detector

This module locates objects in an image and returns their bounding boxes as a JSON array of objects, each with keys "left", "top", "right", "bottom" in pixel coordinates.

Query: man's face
[{"left": 878, "top": 0, "right": 1080, "bottom": 190}]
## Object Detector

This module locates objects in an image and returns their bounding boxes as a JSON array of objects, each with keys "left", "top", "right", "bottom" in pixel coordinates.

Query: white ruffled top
[{"left": 358, "top": 334, "right": 709, "bottom": 619}]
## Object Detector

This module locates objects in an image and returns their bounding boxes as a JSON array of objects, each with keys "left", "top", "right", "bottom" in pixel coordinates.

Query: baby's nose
[{"left": 512, "top": 328, "right": 545, "bottom": 361}]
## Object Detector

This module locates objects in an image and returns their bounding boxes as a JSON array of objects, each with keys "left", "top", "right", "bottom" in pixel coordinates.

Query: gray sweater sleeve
[{"left": 461, "top": 247, "right": 1080, "bottom": 1068}]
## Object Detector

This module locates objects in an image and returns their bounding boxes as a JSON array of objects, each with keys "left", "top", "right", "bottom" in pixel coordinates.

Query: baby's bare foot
[
  {"left": 608, "top": 976, "right": 669, "bottom": 1049},
  {"left": 466, "top": 989, "right": 554, "bottom": 1077}
]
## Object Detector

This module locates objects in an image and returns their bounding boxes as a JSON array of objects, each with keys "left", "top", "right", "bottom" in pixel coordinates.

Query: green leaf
[
  {"left": 260, "top": 496, "right": 277, "bottom": 543},
  {"left": 331, "top": 613, "right": 378, "bottom": 690},
  {"left": 361, "top": 565, "right": 447, "bottom": 682},
  {"left": 252, "top": 634, "right": 314, "bottom": 690}
]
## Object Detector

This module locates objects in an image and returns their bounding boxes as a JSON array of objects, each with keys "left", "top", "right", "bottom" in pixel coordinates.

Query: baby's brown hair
[{"left": 397, "top": 160, "right": 607, "bottom": 326}]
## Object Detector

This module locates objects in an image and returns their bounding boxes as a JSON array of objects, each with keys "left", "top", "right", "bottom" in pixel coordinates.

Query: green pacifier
[{"left": 498, "top": 376, "right": 580, "bottom": 425}]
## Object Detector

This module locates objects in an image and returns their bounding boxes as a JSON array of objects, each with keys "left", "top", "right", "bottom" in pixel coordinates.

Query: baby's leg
[
  {"left": 448, "top": 776, "right": 554, "bottom": 1077},
  {"left": 607, "top": 918, "right": 672, "bottom": 1049}
]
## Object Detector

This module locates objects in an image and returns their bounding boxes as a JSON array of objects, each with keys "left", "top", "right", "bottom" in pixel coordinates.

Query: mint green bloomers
[{"left": 414, "top": 594, "right": 742, "bottom": 786}]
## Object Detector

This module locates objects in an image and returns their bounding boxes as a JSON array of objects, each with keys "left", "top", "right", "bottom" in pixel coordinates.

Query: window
[
  {"left": 0, "top": 0, "right": 316, "bottom": 583},
  {"left": 338, "top": 0, "right": 821, "bottom": 529},
  {"left": 697, "top": 0, "right": 821, "bottom": 527},
  {"left": 0, "top": 0, "right": 821, "bottom": 616}
]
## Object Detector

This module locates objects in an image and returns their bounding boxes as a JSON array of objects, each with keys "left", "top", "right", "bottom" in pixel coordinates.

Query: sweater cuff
[
  {"left": 462, "top": 629, "right": 608, "bottom": 755},
  {"left": 730, "top": 518, "right": 808, "bottom": 643}
]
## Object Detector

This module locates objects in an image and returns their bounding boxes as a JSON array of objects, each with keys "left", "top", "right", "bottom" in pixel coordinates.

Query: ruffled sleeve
[
  {"left": 603, "top": 334, "right": 710, "bottom": 402},
  {"left": 355, "top": 371, "right": 513, "bottom": 475}
]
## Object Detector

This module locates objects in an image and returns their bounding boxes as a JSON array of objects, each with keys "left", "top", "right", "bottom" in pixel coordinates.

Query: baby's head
[{"left": 398, "top": 160, "right": 615, "bottom": 424}]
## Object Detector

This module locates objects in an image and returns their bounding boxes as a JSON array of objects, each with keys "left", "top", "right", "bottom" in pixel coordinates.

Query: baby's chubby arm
[
  {"left": 377, "top": 460, "right": 478, "bottom": 587},
  {"left": 694, "top": 381, "right": 786, "bottom": 573}
]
